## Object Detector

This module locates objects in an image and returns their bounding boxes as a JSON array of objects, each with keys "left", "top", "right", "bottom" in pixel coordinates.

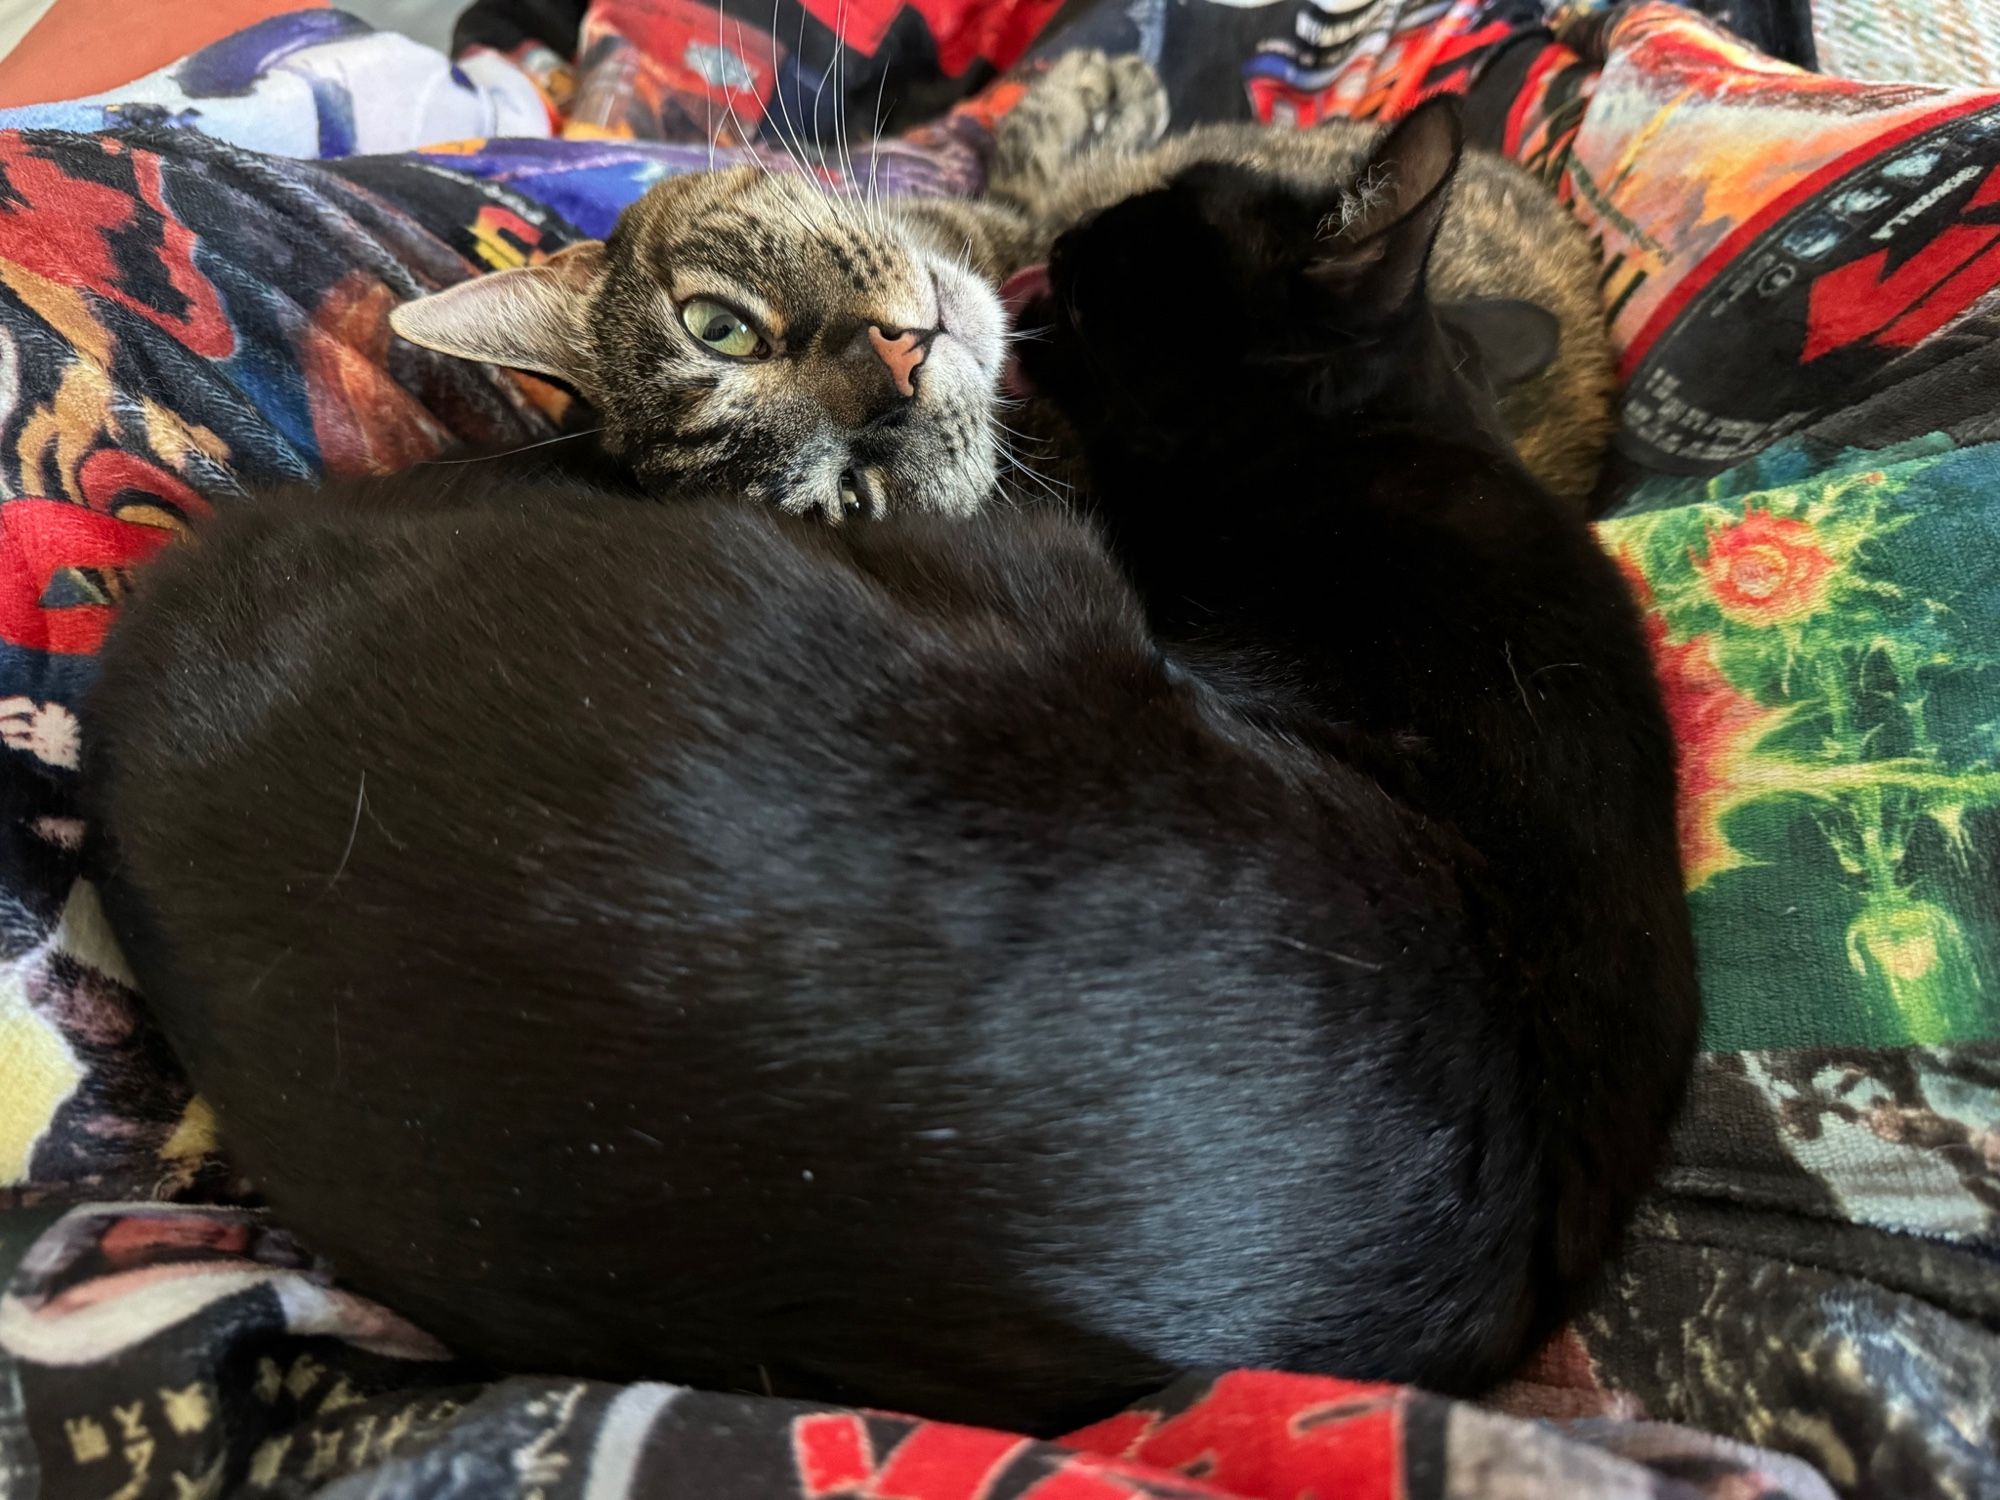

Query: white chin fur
[{"left": 926, "top": 256, "right": 1007, "bottom": 381}]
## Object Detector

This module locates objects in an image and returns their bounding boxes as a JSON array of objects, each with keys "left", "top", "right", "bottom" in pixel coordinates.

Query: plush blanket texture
[{"left": 0, "top": 3, "right": 1996, "bottom": 1497}]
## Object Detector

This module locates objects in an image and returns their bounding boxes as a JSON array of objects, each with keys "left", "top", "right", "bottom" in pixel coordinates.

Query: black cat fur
[
  {"left": 81, "top": 98, "right": 1697, "bottom": 1436},
  {"left": 1010, "top": 93, "right": 1698, "bottom": 1349}
]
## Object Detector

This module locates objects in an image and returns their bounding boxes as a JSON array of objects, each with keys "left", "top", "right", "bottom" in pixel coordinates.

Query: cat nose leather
[{"left": 866, "top": 324, "right": 937, "bottom": 399}]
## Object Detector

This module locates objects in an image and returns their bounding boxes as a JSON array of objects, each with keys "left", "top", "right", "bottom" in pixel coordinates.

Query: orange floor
[{"left": 0, "top": 0, "right": 328, "bottom": 108}]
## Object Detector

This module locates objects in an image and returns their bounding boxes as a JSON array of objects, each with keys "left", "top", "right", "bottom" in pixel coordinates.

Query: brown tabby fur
[
  {"left": 392, "top": 51, "right": 1612, "bottom": 509},
  {"left": 393, "top": 168, "right": 1012, "bottom": 520}
]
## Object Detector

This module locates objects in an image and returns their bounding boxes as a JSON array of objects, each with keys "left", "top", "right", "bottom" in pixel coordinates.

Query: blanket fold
[{"left": 0, "top": 2, "right": 1995, "bottom": 1497}]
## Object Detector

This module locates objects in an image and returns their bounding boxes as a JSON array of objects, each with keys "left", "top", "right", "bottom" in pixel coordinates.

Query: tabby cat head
[
  {"left": 392, "top": 167, "right": 1005, "bottom": 520},
  {"left": 1011, "top": 98, "right": 1552, "bottom": 473}
]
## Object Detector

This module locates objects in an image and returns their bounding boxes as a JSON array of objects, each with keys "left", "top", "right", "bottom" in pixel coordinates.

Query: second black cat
[{"left": 82, "top": 98, "right": 1697, "bottom": 1434}]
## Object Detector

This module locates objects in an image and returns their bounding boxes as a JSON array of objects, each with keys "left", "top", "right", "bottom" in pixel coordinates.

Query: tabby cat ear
[
  {"left": 1308, "top": 95, "right": 1463, "bottom": 320},
  {"left": 388, "top": 241, "right": 607, "bottom": 384}
]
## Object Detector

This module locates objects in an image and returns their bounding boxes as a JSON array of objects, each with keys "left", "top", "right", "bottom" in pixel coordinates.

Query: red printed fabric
[
  {"left": 521, "top": 0, "right": 1552, "bottom": 142},
  {"left": 2, "top": 3, "right": 2000, "bottom": 1500},
  {"left": 0, "top": 1206, "right": 1829, "bottom": 1499},
  {"left": 1503, "top": 3, "right": 2000, "bottom": 485}
]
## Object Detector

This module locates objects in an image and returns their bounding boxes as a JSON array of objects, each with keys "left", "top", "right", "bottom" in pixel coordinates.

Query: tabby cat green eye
[{"left": 680, "top": 298, "right": 766, "bottom": 359}]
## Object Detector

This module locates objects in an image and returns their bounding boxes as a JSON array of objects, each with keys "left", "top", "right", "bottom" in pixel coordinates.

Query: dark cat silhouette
[
  {"left": 1009, "top": 95, "right": 1699, "bottom": 1366},
  {"left": 80, "top": 97, "right": 1696, "bottom": 1437}
]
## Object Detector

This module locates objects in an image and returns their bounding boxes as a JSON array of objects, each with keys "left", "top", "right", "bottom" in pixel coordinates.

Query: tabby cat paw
[
  {"left": 1089, "top": 53, "right": 1172, "bottom": 155},
  {"left": 991, "top": 50, "right": 1170, "bottom": 197}
]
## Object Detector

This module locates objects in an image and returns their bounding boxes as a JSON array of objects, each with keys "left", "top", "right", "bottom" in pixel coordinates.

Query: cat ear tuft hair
[
  {"left": 1308, "top": 95, "right": 1463, "bottom": 320},
  {"left": 389, "top": 241, "right": 607, "bottom": 385}
]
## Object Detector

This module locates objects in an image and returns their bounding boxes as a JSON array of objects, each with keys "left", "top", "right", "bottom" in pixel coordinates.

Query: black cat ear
[
  {"left": 1438, "top": 298, "right": 1562, "bottom": 386},
  {"left": 389, "top": 241, "right": 607, "bottom": 385},
  {"left": 1308, "top": 95, "right": 1463, "bottom": 320}
]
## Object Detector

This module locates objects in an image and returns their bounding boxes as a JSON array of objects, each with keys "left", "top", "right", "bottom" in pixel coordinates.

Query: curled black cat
[
  {"left": 81, "top": 98, "right": 1696, "bottom": 1437},
  {"left": 1009, "top": 95, "right": 1698, "bottom": 1321}
]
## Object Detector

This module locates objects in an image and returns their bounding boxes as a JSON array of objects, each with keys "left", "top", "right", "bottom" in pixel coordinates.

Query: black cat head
[{"left": 1013, "top": 97, "right": 1555, "bottom": 464}]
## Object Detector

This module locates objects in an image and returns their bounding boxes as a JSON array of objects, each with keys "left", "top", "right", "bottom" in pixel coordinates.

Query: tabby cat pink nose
[{"left": 868, "top": 325, "right": 930, "bottom": 398}]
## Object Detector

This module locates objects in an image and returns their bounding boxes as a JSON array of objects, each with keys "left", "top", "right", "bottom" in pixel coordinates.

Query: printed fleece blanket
[{"left": 0, "top": 2, "right": 1997, "bottom": 1498}]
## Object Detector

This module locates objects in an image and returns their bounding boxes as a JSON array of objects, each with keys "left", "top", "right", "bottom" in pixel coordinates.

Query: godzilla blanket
[{"left": 0, "top": 3, "right": 1998, "bottom": 1498}]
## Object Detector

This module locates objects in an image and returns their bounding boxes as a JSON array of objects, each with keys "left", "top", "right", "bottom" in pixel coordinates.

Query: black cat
[
  {"left": 80, "top": 98, "right": 1696, "bottom": 1436},
  {"left": 1009, "top": 92, "right": 1699, "bottom": 1366}
]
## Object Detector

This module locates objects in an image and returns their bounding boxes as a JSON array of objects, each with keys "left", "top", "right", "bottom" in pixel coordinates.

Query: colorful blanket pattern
[
  {"left": 0, "top": 1, "right": 1996, "bottom": 1497},
  {"left": 0, "top": 1205, "right": 1837, "bottom": 1500}
]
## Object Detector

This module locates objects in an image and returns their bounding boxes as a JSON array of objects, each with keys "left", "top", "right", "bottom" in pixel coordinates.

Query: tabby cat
[
  {"left": 84, "top": 97, "right": 1695, "bottom": 1436},
  {"left": 393, "top": 51, "right": 1614, "bottom": 509}
]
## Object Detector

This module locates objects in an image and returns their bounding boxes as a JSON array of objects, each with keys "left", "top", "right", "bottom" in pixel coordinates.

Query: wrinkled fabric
[
  {"left": 0, "top": 9, "right": 551, "bottom": 156},
  {"left": 0, "top": 3, "right": 1996, "bottom": 1497}
]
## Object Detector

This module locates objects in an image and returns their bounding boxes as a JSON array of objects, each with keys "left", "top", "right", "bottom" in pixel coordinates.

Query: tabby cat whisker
[
  {"left": 865, "top": 53, "right": 892, "bottom": 207},
  {"left": 713, "top": 5, "right": 769, "bottom": 172},
  {"left": 752, "top": 4, "right": 812, "bottom": 180},
  {"left": 830, "top": 0, "right": 851, "bottom": 179},
  {"left": 991, "top": 418, "right": 1056, "bottom": 451},
  {"left": 838, "top": 13, "right": 871, "bottom": 221},
  {"left": 808, "top": 28, "right": 833, "bottom": 170},
  {"left": 996, "top": 438, "right": 1069, "bottom": 506},
  {"left": 420, "top": 429, "right": 604, "bottom": 465},
  {"left": 794, "top": 0, "right": 823, "bottom": 172}
]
